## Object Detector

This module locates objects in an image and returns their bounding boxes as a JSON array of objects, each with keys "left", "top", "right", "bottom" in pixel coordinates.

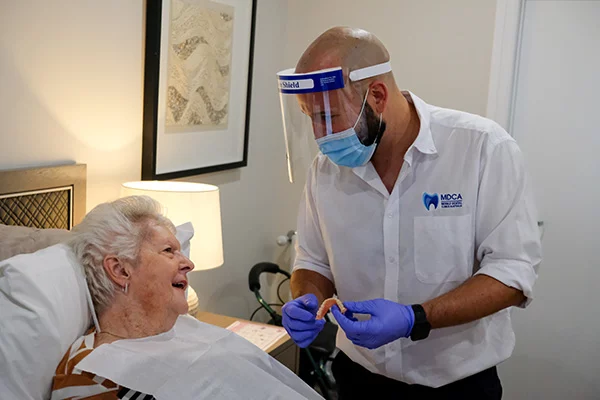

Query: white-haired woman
[
  {"left": 52, "top": 196, "right": 194, "bottom": 399},
  {"left": 51, "top": 196, "right": 322, "bottom": 400}
]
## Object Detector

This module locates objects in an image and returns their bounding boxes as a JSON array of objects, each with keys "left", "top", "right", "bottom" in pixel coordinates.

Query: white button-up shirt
[{"left": 293, "top": 92, "right": 542, "bottom": 387}]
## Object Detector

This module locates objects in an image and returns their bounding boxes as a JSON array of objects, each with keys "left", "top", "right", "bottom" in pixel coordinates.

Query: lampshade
[{"left": 120, "top": 181, "right": 224, "bottom": 271}]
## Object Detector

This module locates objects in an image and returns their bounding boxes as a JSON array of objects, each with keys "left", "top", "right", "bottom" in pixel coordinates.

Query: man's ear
[
  {"left": 103, "top": 255, "right": 130, "bottom": 288},
  {"left": 369, "top": 81, "right": 388, "bottom": 114}
]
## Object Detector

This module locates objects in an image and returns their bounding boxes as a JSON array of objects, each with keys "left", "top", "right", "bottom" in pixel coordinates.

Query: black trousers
[{"left": 332, "top": 351, "right": 503, "bottom": 400}]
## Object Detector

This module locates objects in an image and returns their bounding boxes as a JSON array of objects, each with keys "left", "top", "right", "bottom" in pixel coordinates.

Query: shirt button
[
  {"left": 388, "top": 256, "right": 395, "bottom": 263},
  {"left": 387, "top": 213, "right": 393, "bottom": 219}
]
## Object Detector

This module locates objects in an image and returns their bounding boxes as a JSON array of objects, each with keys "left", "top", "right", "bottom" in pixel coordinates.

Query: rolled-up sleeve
[
  {"left": 474, "top": 139, "right": 542, "bottom": 307},
  {"left": 293, "top": 162, "right": 333, "bottom": 282}
]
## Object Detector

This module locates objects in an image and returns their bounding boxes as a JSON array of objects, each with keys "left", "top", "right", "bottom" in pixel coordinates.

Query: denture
[{"left": 316, "top": 297, "right": 347, "bottom": 320}]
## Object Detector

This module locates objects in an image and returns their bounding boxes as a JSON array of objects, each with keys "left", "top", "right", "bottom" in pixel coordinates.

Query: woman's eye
[{"left": 164, "top": 247, "right": 173, "bottom": 253}]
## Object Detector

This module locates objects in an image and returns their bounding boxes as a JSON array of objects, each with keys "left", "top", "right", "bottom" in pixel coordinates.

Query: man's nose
[{"left": 312, "top": 120, "right": 328, "bottom": 139}]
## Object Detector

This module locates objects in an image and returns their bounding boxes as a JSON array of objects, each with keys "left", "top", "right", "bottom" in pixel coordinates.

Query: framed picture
[{"left": 142, "top": 0, "right": 257, "bottom": 180}]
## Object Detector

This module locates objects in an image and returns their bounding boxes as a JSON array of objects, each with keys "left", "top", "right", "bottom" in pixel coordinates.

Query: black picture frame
[{"left": 142, "top": 0, "right": 257, "bottom": 180}]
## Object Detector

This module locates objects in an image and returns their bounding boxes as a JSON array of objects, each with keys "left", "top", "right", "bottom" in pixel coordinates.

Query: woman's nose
[{"left": 179, "top": 254, "right": 195, "bottom": 273}]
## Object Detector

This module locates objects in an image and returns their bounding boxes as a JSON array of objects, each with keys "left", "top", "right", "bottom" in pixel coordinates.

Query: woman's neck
[{"left": 94, "top": 297, "right": 176, "bottom": 347}]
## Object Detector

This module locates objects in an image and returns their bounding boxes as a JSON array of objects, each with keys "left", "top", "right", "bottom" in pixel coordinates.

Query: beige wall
[
  {"left": 184, "top": 0, "right": 300, "bottom": 318},
  {"left": 0, "top": 0, "right": 498, "bottom": 319},
  {"left": 0, "top": 0, "right": 296, "bottom": 319},
  {"left": 0, "top": 0, "right": 145, "bottom": 207},
  {"left": 285, "top": 0, "right": 497, "bottom": 116}
]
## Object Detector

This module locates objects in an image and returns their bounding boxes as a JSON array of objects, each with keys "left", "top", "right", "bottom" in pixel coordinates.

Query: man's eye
[{"left": 164, "top": 247, "right": 173, "bottom": 253}]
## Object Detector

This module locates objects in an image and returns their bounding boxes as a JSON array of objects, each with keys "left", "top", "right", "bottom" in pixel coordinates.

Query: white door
[{"left": 497, "top": 1, "right": 600, "bottom": 399}]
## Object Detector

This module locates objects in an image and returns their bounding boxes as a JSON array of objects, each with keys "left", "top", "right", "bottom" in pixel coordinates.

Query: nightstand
[{"left": 194, "top": 311, "right": 299, "bottom": 374}]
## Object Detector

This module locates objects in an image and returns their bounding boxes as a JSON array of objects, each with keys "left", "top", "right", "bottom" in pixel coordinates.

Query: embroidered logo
[{"left": 422, "top": 192, "right": 439, "bottom": 210}]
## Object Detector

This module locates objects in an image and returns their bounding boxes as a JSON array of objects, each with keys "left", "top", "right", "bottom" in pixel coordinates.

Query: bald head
[
  {"left": 291, "top": 28, "right": 413, "bottom": 161},
  {"left": 296, "top": 27, "right": 390, "bottom": 78}
]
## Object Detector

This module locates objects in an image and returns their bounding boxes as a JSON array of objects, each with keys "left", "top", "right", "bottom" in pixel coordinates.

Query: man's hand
[
  {"left": 281, "top": 294, "right": 326, "bottom": 348},
  {"left": 331, "top": 299, "right": 415, "bottom": 349}
]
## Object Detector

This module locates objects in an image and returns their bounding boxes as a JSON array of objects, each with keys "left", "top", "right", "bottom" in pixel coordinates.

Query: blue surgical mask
[
  {"left": 315, "top": 91, "right": 380, "bottom": 168},
  {"left": 316, "top": 128, "right": 377, "bottom": 168}
]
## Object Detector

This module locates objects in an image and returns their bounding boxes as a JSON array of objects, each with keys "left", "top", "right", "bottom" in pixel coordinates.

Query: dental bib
[{"left": 75, "top": 315, "right": 321, "bottom": 400}]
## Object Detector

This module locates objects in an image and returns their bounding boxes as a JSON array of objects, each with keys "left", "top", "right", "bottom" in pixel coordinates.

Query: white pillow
[
  {"left": 174, "top": 221, "right": 193, "bottom": 259},
  {"left": 0, "top": 244, "right": 88, "bottom": 400},
  {"left": 0, "top": 223, "right": 194, "bottom": 400}
]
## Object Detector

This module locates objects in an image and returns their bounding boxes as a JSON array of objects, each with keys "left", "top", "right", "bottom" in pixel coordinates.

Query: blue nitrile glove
[
  {"left": 331, "top": 299, "right": 415, "bottom": 349},
  {"left": 281, "top": 293, "right": 326, "bottom": 348}
]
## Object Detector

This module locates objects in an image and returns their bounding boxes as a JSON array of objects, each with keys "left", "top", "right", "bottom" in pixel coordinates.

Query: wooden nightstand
[{"left": 194, "top": 311, "right": 299, "bottom": 374}]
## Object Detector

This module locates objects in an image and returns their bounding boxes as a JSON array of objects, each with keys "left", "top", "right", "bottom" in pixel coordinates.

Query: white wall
[
  {"left": 184, "top": 0, "right": 302, "bottom": 318},
  {"left": 0, "top": 0, "right": 144, "bottom": 207},
  {"left": 0, "top": 0, "right": 297, "bottom": 320},
  {"left": 285, "top": 0, "right": 497, "bottom": 116},
  {"left": 498, "top": 1, "right": 600, "bottom": 398}
]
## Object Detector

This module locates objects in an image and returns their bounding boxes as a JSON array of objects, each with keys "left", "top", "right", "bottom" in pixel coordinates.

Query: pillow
[
  {"left": 0, "top": 244, "right": 88, "bottom": 400},
  {"left": 0, "top": 222, "right": 194, "bottom": 400},
  {"left": 174, "top": 221, "right": 193, "bottom": 259},
  {"left": 0, "top": 224, "right": 72, "bottom": 262}
]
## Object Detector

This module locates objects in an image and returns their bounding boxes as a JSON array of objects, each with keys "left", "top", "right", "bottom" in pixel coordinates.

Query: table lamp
[{"left": 120, "top": 181, "right": 224, "bottom": 315}]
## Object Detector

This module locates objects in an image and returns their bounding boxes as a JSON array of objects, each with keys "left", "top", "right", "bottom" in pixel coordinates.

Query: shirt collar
[
  {"left": 352, "top": 91, "right": 437, "bottom": 182},
  {"left": 404, "top": 91, "right": 437, "bottom": 156}
]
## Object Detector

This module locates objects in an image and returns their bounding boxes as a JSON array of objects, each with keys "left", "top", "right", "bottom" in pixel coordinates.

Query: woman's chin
[
  {"left": 172, "top": 288, "right": 189, "bottom": 314},
  {"left": 179, "top": 305, "right": 189, "bottom": 315},
  {"left": 174, "top": 301, "right": 189, "bottom": 315}
]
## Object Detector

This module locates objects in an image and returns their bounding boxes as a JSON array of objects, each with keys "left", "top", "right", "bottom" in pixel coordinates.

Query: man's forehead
[{"left": 296, "top": 89, "right": 347, "bottom": 109}]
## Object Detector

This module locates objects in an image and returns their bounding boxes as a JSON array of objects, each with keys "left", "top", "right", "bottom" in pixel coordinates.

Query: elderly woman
[{"left": 51, "top": 196, "right": 320, "bottom": 400}]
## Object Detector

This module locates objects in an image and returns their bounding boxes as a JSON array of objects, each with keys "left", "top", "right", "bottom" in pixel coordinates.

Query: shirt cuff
[
  {"left": 475, "top": 259, "right": 538, "bottom": 308},
  {"left": 292, "top": 260, "right": 334, "bottom": 283}
]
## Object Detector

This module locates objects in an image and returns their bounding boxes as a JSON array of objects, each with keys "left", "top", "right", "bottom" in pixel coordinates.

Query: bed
[
  {"left": 0, "top": 165, "right": 320, "bottom": 400},
  {"left": 0, "top": 164, "right": 89, "bottom": 400}
]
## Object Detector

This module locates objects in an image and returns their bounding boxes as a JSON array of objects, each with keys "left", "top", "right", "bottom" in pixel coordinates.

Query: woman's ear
[
  {"left": 103, "top": 255, "right": 130, "bottom": 288},
  {"left": 369, "top": 81, "right": 388, "bottom": 114}
]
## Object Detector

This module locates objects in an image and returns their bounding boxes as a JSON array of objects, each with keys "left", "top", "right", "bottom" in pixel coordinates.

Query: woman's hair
[{"left": 69, "top": 195, "right": 176, "bottom": 314}]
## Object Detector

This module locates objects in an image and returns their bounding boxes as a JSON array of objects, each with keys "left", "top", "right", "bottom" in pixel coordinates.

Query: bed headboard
[{"left": 0, "top": 164, "right": 86, "bottom": 229}]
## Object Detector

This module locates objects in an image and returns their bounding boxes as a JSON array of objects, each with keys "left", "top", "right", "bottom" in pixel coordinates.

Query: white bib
[{"left": 76, "top": 315, "right": 322, "bottom": 399}]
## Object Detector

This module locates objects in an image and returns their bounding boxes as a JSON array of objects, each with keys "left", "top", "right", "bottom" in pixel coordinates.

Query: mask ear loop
[
  {"left": 352, "top": 87, "right": 370, "bottom": 130},
  {"left": 76, "top": 262, "right": 102, "bottom": 333},
  {"left": 373, "top": 113, "right": 385, "bottom": 146}
]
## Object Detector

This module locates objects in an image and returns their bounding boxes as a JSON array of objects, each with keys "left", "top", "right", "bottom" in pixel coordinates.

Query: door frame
[{"left": 486, "top": 0, "right": 526, "bottom": 136}]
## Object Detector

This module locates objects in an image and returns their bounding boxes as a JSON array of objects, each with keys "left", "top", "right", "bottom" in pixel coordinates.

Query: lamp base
[{"left": 187, "top": 285, "right": 200, "bottom": 316}]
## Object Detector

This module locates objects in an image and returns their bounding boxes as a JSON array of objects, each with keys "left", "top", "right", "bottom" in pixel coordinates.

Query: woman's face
[{"left": 130, "top": 223, "right": 195, "bottom": 325}]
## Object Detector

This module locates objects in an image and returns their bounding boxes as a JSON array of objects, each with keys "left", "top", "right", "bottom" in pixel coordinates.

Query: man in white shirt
[{"left": 278, "top": 27, "right": 542, "bottom": 399}]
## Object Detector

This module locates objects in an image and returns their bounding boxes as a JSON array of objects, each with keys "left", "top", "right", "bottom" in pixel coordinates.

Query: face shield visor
[{"left": 277, "top": 62, "right": 392, "bottom": 183}]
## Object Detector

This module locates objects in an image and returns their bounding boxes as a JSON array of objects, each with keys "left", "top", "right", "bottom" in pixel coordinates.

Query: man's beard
[{"left": 355, "top": 102, "right": 386, "bottom": 147}]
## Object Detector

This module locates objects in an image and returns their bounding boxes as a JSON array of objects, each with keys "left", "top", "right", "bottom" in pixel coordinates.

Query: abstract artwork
[
  {"left": 166, "top": 0, "right": 233, "bottom": 131},
  {"left": 142, "top": 0, "right": 256, "bottom": 180}
]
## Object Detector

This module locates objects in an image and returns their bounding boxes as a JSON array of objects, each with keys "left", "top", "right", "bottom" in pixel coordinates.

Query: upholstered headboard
[
  {"left": 0, "top": 164, "right": 86, "bottom": 229},
  {"left": 0, "top": 164, "right": 86, "bottom": 261}
]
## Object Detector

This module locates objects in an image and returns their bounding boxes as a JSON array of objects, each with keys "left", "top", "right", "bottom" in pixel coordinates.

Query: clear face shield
[{"left": 277, "top": 62, "right": 392, "bottom": 183}]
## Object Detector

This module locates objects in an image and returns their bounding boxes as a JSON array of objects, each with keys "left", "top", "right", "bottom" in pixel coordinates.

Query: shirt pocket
[{"left": 413, "top": 214, "right": 473, "bottom": 284}]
